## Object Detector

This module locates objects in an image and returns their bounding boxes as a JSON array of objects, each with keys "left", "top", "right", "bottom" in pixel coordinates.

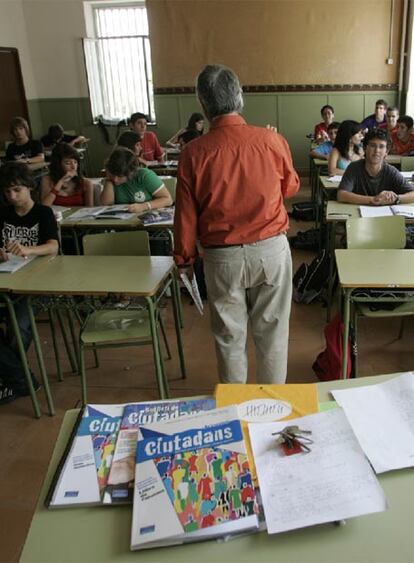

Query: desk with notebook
[{"left": 20, "top": 372, "right": 414, "bottom": 562}]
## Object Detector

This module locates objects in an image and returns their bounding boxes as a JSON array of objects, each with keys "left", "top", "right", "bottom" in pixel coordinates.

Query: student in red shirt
[
  {"left": 390, "top": 115, "right": 414, "bottom": 155},
  {"left": 314, "top": 105, "right": 335, "bottom": 142},
  {"left": 129, "top": 112, "right": 165, "bottom": 164},
  {"left": 174, "top": 64, "right": 300, "bottom": 385}
]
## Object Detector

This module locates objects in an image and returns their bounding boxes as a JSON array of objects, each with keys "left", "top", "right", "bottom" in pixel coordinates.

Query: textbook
[
  {"left": 45, "top": 404, "right": 124, "bottom": 508},
  {"left": 64, "top": 205, "right": 135, "bottom": 221},
  {"left": 103, "top": 397, "right": 216, "bottom": 505},
  {"left": 0, "top": 254, "right": 35, "bottom": 273},
  {"left": 215, "top": 383, "right": 319, "bottom": 483},
  {"left": 139, "top": 206, "right": 174, "bottom": 226},
  {"left": 359, "top": 204, "right": 414, "bottom": 218},
  {"left": 131, "top": 406, "right": 259, "bottom": 550}
]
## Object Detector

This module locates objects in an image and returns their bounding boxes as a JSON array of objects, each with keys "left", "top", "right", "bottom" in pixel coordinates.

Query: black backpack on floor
[
  {"left": 293, "top": 249, "right": 331, "bottom": 304},
  {"left": 289, "top": 202, "right": 316, "bottom": 222}
]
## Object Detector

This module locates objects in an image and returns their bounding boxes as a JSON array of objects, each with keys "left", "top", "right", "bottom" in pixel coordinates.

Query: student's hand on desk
[
  {"left": 373, "top": 191, "right": 397, "bottom": 205},
  {"left": 6, "top": 240, "right": 30, "bottom": 257},
  {"left": 128, "top": 203, "right": 149, "bottom": 214}
]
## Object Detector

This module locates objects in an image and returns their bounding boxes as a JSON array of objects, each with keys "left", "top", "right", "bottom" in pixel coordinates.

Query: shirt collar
[{"left": 210, "top": 114, "right": 246, "bottom": 129}]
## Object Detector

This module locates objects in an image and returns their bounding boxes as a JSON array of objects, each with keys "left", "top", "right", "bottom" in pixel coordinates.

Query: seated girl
[
  {"left": 328, "top": 120, "right": 364, "bottom": 176},
  {"left": 41, "top": 143, "right": 94, "bottom": 207},
  {"left": 6, "top": 117, "right": 44, "bottom": 165},
  {"left": 314, "top": 105, "right": 334, "bottom": 143},
  {"left": 101, "top": 148, "right": 172, "bottom": 213},
  {"left": 166, "top": 113, "right": 204, "bottom": 148}
]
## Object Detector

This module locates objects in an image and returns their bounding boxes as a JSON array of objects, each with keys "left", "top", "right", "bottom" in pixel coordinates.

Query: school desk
[{"left": 20, "top": 372, "right": 414, "bottom": 563}]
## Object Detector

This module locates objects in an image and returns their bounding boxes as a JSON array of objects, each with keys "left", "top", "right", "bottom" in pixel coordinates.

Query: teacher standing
[{"left": 174, "top": 64, "right": 300, "bottom": 384}]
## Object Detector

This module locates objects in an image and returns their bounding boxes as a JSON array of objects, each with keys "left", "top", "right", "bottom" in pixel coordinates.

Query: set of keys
[{"left": 272, "top": 425, "right": 313, "bottom": 456}]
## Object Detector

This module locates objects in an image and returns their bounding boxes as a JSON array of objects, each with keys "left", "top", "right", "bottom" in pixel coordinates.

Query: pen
[
  {"left": 328, "top": 213, "right": 351, "bottom": 217},
  {"left": 259, "top": 386, "right": 307, "bottom": 417}
]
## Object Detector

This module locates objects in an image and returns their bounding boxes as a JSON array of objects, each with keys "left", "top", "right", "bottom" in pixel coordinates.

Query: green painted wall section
[{"left": 27, "top": 91, "right": 397, "bottom": 176}]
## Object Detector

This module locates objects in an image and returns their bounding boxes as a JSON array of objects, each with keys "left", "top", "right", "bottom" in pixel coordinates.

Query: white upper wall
[
  {"left": 22, "top": 0, "right": 89, "bottom": 98},
  {"left": 0, "top": 0, "right": 37, "bottom": 99}
]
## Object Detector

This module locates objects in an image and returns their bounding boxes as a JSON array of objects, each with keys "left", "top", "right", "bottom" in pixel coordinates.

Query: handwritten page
[
  {"left": 359, "top": 206, "right": 393, "bottom": 217},
  {"left": 248, "top": 409, "right": 386, "bottom": 534},
  {"left": 331, "top": 372, "right": 414, "bottom": 473},
  {"left": 391, "top": 205, "right": 414, "bottom": 218}
]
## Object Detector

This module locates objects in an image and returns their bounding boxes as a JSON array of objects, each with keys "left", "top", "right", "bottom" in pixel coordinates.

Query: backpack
[
  {"left": 312, "top": 313, "right": 352, "bottom": 381},
  {"left": 288, "top": 201, "right": 316, "bottom": 222},
  {"left": 292, "top": 249, "right": 331, "bottom": 304}
]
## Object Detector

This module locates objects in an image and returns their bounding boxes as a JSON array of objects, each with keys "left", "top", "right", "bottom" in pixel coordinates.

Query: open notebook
[
  {"left": 359, "top": 205, "right": 414, "bottom": 218},
  {"left": 0, "top": 254, "right": 35, "bottom": 273},
  {"left": 64, "top": 205, "right": 136, "bottom": 221}
]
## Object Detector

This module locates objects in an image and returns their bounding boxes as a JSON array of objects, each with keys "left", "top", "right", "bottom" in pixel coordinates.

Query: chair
[
  {"left": 160, "top": 176, "right": 177, "bottom": 202},
  {"left": 79, "top": 230, "right": 171, "bottom": 404},
  {"left": 345, "top": 216, "right": 414, "bottom": 376},
  {"left": 400, "top": 156, "right": 414, "bottom": 172}
]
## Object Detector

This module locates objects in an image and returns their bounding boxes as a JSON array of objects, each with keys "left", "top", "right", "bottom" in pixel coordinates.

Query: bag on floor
[
  {"left": 293, "top": 249, "right": 330, "bottom": 304},
  {"left": 289, "top": 202, "right": 316, "bottom": 222},
  {"left": 289, "top": 227, "right": 322, "bottom": 251},
  {"left": 312, "top": 313, "right": 352, "bottom": 380}
]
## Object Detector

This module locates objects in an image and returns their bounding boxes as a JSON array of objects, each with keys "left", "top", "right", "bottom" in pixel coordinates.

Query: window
[{"left": 83, "top": 2, "right": 155, "bottom": 124}]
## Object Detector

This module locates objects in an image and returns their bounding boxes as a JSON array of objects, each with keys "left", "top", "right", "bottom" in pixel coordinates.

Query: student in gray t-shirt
[{"left": 338, "top": 128, "right": 414, "bottom": 206}]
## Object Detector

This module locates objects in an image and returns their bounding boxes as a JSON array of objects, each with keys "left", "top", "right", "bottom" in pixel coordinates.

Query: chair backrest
[
  {"left": 346, "top": 216, "right": 406, "bottom": 249},
  {"left": 91, "top": 178, "right": 104, "bottom": 205},
  {"left": 160, "top": 176, "right": 177, "bottom": 202},
  {"left": 400, "top": 156, "right": 414, "bottom": 172},
  {"left": 83, "top": 231, "right": 150, "bottom": 256}
]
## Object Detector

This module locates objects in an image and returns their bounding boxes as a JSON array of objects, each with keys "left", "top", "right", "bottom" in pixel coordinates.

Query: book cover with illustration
[
  {"left": 46, "top": 404, "right": 124, "bottom": 508},
  {"left": 139, "top": 206, "right": 174, "bottom": 225},
  {"left": 215, "top": 383, "right": 319, "bottom": 483},
  {"left": 131, "top": 406, "right": 259, "bottom": 550},
  {"left": 103, "top": 397, "right": 216, "bottom": 505}
]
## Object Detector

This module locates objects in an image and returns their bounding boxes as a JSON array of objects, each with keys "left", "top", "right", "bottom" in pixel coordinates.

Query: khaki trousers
[{"left": 203, "top": 234, "right": 292, "bottom": 384}]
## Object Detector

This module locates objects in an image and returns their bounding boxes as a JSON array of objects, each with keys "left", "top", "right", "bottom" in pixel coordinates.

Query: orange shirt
[
  {"left": 173, "top": 114, "right": 300, "bottom": 266},
  {"left": 390, "top": 131, "right": 414, "bottom": 155}
]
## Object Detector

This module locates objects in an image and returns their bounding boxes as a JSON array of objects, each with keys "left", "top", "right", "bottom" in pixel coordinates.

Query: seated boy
[
  {"left": 390, "top": 116, "right": 414, "bottom": 155},
  {"left": 361, "top": 99, "right": 387, "bottom": 131},
  {"left": 0, "top": 162, "right": 59, "bottom": 402},
  {"left": 310, "top": 122, "right": 340, "bottom": 160},
  {"left": 337, "top": 129, "right": 414, "bottom": 206},
  {"left": 41, "top": 123, "right": 86, "bottom": 151},
  {"left": 101, "top": 148, "right": 172, "bottom": 213},
  {"left": 379, "top": 106, "right": 399, "bottom": 134},
  {"left": 129, "top": 112, "right": 165, "bottom": 164}
]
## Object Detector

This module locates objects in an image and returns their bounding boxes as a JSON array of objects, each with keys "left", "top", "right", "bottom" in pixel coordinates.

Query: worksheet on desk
[
  {"left": 332, "top": 372, "right": 414, "bottom": 473},
  {"left": 248, "top": 409, "right": 386, "bottom": 534}
]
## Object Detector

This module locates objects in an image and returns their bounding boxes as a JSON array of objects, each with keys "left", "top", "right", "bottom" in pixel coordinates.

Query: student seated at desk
[
  {"left": 379, "top": 106, "right": 399, "bottom": 135},
  {"left": 178, "top": 129, "right": 201, "bottom": 148},
  {"left": 337, "top": 128, "right": 414, "bottom": 205},
  {"left": 41, "top": 143, "right": 94, "bottom": 207},
  {"left": 309, "top": 122, "right": 340, "bottom": 160},
  {"left": 5, "top": 117, "right": 44, "bottom": 165},
  {"left": 101, "top": 148, "right": 172, "bottom": 213},
  {"left": 117, "top": 131, "right": 144, "bottom": 160},
  {"left": 41, "top": 123, "right": 86, "bottom": 152},
  {"left": 328, "top": 120, "right": 364, "bottom": 176},
  {"left": 129, "top": 112, "right": 164, "bottom": 164},
  {"left": 0, "top": 162, "right": 58, "bottom": 404},
  {"left": 314, "top": 105, "right": 335, "bottom": 142},
  {"left": 166, "top": 112, "right": 205, "bottom": 148},
  {"left": 390, "top": 116, "right": 414, "bottom": 155},
  {"left": 361, "top": 99, "right": 388, "bottom": 131}
]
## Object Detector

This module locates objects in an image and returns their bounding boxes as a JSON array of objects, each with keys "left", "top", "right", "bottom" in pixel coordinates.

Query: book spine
[{"left": 44, "top": 406, "right": 86, "bottom": 509}]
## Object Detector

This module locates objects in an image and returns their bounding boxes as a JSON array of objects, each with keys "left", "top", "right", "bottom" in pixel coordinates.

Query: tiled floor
[{"left": 1, "top": 184, "right": 413, "bottom": 562}]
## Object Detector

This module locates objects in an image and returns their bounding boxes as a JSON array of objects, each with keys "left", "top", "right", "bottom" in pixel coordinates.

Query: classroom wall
[{"left": 0, "top": 0, "right": 405, "bottom": 174}]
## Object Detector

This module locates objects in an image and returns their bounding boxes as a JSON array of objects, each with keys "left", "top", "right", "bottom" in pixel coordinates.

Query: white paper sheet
[
  {"left": 248, "top": 409, "right": 387, "bottom": 534},
  {"left": 327, "top": 175, "right": 343, "bottom": 183},
  {"left": 332, "top": 372, "right": 414, "bottom": 473},
  {"left": 359, "top": 205, "right": 393, "bottom": 217},
  {"left": 180, "top": 272, "right": 204, "bottom": 315}
]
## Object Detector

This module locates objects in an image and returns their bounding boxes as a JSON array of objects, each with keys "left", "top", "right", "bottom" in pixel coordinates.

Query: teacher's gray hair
[{"left": 196, "top": 64, "right": 244, "bottom": 120}]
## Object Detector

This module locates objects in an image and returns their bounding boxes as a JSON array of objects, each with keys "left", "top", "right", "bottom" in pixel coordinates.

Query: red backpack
[{"left": 312, "top": 313, "right": 352, "bottom": 381}]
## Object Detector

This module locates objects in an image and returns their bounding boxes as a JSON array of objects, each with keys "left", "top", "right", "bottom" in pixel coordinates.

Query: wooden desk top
[
  {"left": 0, "top": 256, "right": 51, "bottom": 293},
  {"left": 6, "top": 256, "right": 174, "bottom": 297},
  {"left": 20, "top": 372, "right": 414, "bottom": 563},
  {"left": 336, "top": 249, "right": 414, "bottom": 288}
]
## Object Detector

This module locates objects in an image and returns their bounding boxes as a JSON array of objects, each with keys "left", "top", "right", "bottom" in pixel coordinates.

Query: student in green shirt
[{"left": 101, "top": 147, "right": 172, "bottom": 213}]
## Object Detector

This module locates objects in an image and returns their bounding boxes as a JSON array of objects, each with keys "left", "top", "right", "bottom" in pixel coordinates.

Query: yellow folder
[{"left": 215, "top": 383, "right": 319, "bottom": 484}]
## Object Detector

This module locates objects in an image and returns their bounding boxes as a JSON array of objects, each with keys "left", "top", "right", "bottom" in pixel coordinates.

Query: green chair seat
[
  {"left": 357, "top": 302, "right": 414, "bottom": 318},
  {"left": 81, "top": 310, "right": 151, "bottom": 344}
]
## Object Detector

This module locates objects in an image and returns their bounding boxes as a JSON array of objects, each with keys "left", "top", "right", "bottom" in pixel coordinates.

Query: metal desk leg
[
  {"left": 27, "top": 297, "right": 55, "bottom": 416},
  {"left": 342, "top": 288, "right": 351, "bottom": 379},
  {"left": 326, "top": 221, "right": 337, "bottom": 322},
  {"left": 171, "top": 273, "right": 187, "bottom": 379},
  {"left": 48, "top": 308, "right": 63, "bottom": 381},
  {"left": 166, "top": 229, "right": 183, "bottom": 329},
  {"left": 3, "top": 295, "right": 41, "bottom": 418},
  {"left": 146, "top": 297, "right": 169, "bottom": 399}
]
